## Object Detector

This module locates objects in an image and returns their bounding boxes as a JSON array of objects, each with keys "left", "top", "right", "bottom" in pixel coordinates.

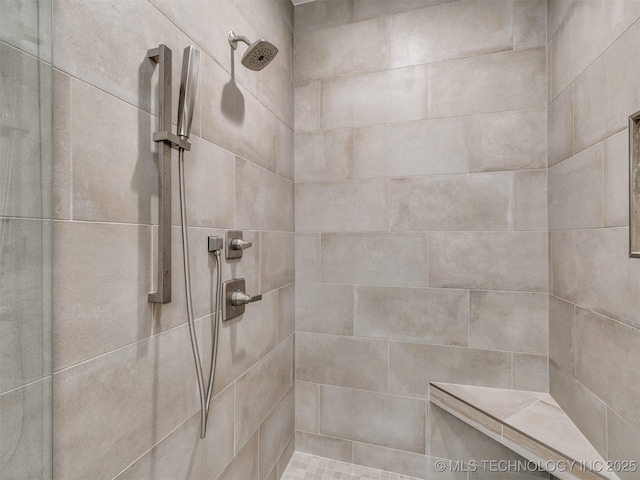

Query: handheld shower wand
[{"left": 176, "top": 46, "right": 222, "bottom": 439}]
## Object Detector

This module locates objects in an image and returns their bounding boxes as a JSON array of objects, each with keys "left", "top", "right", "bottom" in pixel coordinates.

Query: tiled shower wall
[
  {"left": 51, "top": 1, "right": 294, "bottom": 479},
  {"left": 293, "top": 0, "right": 549, "bottom": 476},
  {"left": 547, "top": 1, "right": 640, "bottom": 476}
]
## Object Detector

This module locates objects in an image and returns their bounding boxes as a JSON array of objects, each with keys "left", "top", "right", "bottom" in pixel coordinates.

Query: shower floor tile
[{"left": 281, "top": 451, "right": 421, "bottom": 480}]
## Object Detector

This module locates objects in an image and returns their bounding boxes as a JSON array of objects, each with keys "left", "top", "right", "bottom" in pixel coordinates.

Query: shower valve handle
[
  {"left": 230, "top": 290, "right": 262, "bottom": 306},
  {"left": 230, "top": 238, "right": 252, "bottom": 250}
]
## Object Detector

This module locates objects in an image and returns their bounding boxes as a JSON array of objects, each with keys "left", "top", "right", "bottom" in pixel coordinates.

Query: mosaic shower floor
[{"left": 281, "top": 452, "right": 422, "bottom": 480}]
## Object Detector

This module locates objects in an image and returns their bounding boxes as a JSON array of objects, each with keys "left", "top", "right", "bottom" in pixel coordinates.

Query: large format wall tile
[
  {"left": 236, "top": 157, "right": 293, "bottom": 232},
  {"left": 114, "top": 386, "right": 234, "bottom": 480},
  {"left": 322, "top": 66, "right": 428, "bottom": 129},
  {"left": 548, "top": 143, "right": 603, "bottom": 230},
  {"left": 389, "top": 343, "right": 512, "bottom": 398},
  {"left": 575, "top": 308, "right": 640, "bottom": 432},
  {"left": 235, "top": 338, "right": 292, "bottom": 450},
  {"left": 469, "top": 291, "right": 548, "bottom": 355},
  {"left": 549, "top": 295, "right": 574, "bottom": 372},
  {"left": 548, "top": 86, "right": 573, "bottom": 167},
  {"left": 259, "top": 386, "right": 295, "bottom": 480},
  {"left": 278, "top": 283, "right": 295, "bottom": 343},
  {"left": 294, "top": 82, "right": 321, "bottom": 132},
  {"left": 515, "top": 170, "right": 547, "bottom": 231},
  {"left": 295, "top": 333, "right": 388, "bottom": 392},
  {"left": 390, "top": 0, "right": 512, "bottom": 68},
  {"left": 295, "top": 382, "right": 319, "bottom": 433},
  {"left": 514, "top": 0, "right": 546, "bottom": 50},
  {"left": 53, "top": 69, "right": 71, "bottom": 220},
  {"left": 573, "top": 18, "right": 640, "bottom": 152},
  {"left": 260, "top": 231, "right": 295, "bottom": 293},
  {"left": 295, "top": 129, "right": 353, "bottom": 182},
  {"left": 547, "top": 0, "right": 574, "bottom": 40},
  {"left": 295, "top": 17, "right": 390, "bottom": 83},
  {"left": 295, "top": 431, "right": 353, "bottom": 462},
  {"left": 354, "top": 286, "right": 468, "bottom": 346},
  {"left": 551, "top": 227, "right": 640, "bottom": 329},
  {"left": 428, "top": 48, "right": 546, "bottom": 118},
  {"left": 319, "top": 385, "right": 426, "bottom": 453},
  {"left": 512, "top": 353, "right": 548, "bottom": 392},
  {"left": 296, "top": 283, "right": 353, "bottom": 336},
  {"left": 468, "top": 109, "right": 546, "bottom": 172},
  {"left": 428, "top": 232, "right": 548, "bottom": 292},
  {"left": 294, "top": 0, "right": 354, "bottom": 35},
  {"left": 295, "top": 233, "right": 320, "bottom": 282},
  {"left": 321, "top": 233, "right": 429, "bottom": 287},
  {"left": 217, "top": 431, "right": 259, "bottom": 480},
  {"left": 353, "top": 118, "right": 468, "bottom": 178},
  {"left": 607, "top": 409, "right": 640, "bottom": 480},
  {"left": 53, "top": 221, "right": 152, "bottom": 370},
  {"left": 296, "top": 180, "right": 389, "bottom": 232},
  {"left": 390, "top": 173, "right": 513, "bottom": 231},
  {"left": 53, "top": 324, "right": 200, "bottom": 480},
  {"left": 604, "top": 129, "right": 629, "bottom": 228},
  {"left": 354, "top": 0, "right": 458, "bottom": 22}
]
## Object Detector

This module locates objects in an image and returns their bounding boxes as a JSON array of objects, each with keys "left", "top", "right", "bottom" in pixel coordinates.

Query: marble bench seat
[{"left": 430, "top": 383, "right": 621, "bottom": 480}]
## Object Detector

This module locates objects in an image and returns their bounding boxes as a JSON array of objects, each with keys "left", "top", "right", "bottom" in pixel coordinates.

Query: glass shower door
[{"left": 0, "top": 0, "right": 53, "bottom": 478}]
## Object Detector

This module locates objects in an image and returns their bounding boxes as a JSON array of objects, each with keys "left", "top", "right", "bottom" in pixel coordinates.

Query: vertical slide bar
[{"left": 148, "top": 45, "right": 173, "bottom": 303}]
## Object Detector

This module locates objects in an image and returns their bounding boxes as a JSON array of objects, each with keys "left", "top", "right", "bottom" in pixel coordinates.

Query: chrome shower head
[
  {"left": 177, "top": 45, "right": 200, "bottom": 139},
  {"left": 228, "top": 31, "right": 279, "bottom": 71}
]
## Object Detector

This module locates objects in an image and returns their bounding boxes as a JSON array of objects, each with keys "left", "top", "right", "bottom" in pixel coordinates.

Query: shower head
[
  {"left": 177, "top": 45, "right": 200, "bottom": 140},
  {"left": 228, "top": 31, "right": 279, "bottom": 71}
]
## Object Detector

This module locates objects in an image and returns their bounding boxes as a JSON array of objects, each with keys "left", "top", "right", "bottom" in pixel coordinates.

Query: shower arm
[{"left": 228, "top": 31, "right": 251, "bottom": 50}]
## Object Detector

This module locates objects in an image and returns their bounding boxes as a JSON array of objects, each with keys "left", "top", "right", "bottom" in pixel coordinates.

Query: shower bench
[{"left": 429, "top": 383, "right": 622, "bottom": 480}]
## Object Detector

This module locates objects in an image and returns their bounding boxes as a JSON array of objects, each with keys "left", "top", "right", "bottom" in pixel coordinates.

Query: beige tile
[
  {"left": 53, "top": 324, "right": 199, "bottom": 480},
  {"left": 295, "top": 129, "right": 353, "bottom": 183},
  {"left": 278, "top": 283, "right": 295, "bottom": 343},
  {"left": 575, "top": 307, "right": 640, "bottom": 432},
  {"left": 604, "top": 129, "right": 630, "bottom": 228},
  {"left": 550, "top": 0, "right": 640, "bottom": 100},
  {"left": 514, "top": 0, "right": 546, "bottom": 49},
  {"left": 390, "top": 0, "right": 512, "bottom": 68},
  {"left": 294, "top": 82, "right": 321, "bottom": 133},
  {"left": 547, "top": 0, "right": 574, "bottom": 40},
  {"left": 296, "top": 283, "right": 353, "bottom": 336},
  {"left": 322, "top": 66, "right": 429, "bottom": 129},
  {"left": 428, "top": 48, "right": 546, "bottom": 118},
  {"left": 548, "top": 86, "right": 573, "bottom": 167},
  {"left": 53, "top": 69, "right": 70, "bottom": 220},
  {"left": 0, "top": 378, "right": 51, "bottom": 480},
  {"left": 548, "top": 296, "right": 574, "bottom": 373},
  {"left": 428, "top": 232, "right": 548, "bottom": 292},
  {"left": 235, "top": 338, "right": 292, "bottom": 450},
  {"left": 294, "top": 0, "right": 354, "bottom": 35},
  {"left": 170, "top": 135, "right": 236, "bottom": 229},
  {"left": 469, "top": 291, "right": 548, "bottom": 355},
  {"left": 515, "top": 170, "right": 547, "bottom": 231},
  {"left": 353, "top": 443, "right": 429, "bottom": 480},
  {"left": 258, "top": 50, "right": 294, "bottom": 131},
  {"left": 237, "top": 157, "right": 293, "bottom": 232},
  {"left": 114, "top": 385, "right": 234, "bottom": 480},
  {"left": 550, "top": 356, "right": 607, "bottom": 462},
  {"left": 551, "top": 227, "right": 640, "bottom": 329},
  {"left": 469, "top": 109, "right": 547, "bottom": 173},
  {"left": 260, "top": 231, "right": 295, "bottom": 293},
  {"left": 512, "top": 353, "right": 548, "bottom": 392},
  {"left": 53, "top": 221, "right": 152, "bottom": 370},
  {"left": 353, "top": 118, "right": 469, "bottom": 178},
  {"left": 295, "top": 381, "right": 319, "bottom": 433},
  {"left": 548, "top": 143, "right": 604, "bottom": 230},
  {"left": 71, "top": 79, "right": 158, "bottom": 224},
  {"left": 354, "top": 286, "right": 468, "bottom": 346},
  {"left": 607, "top": 409, "right": 640, "bottom": 480},
  {"left": 200, "top": 55, "right": 278, "bottom": 172},
  {"left": 260, "top": 386, "right": 295, "bottom": 480},
  {"left": 276, "top": 434, "right": 295, "bottom": 479},
  {"left": 389, "top": 343, "right": 512, "bottom": 397},
  {"left": 295, "top": 17, "right": 390, "bottom": 83},
  {"left": 295, "top": 233, "right": 320, "bottom": 282},
  {"left": 573, "top": 18, "right": 640, "bottom": 151},
  {"left": 321, "top": 233, "right": 429, "bottom": 287},
  {"left": 296, "top": 180, "right": 389, "bottom": 232},
  {"left": 53, "top": 0, "right": 190, "bottom": 114},
  {"left": 295, "top": 332, "right": 387, "bottom": 392},
  {"left": 319, "top": 385, "right": 426, "bottom": 453},
  {"left": 0, "top": 0, "right": 51, "bottom": 60},
  {"left": 209, "top": 290, "right": 278, "bottom": 396},
  {"left": 295, "top": 431, "right": 353, "bottom": 463},
  {"left": 354, "top": 0, "right": 458, "bottom": 21},
  {"left": 278, "top": 122, "right": 294, "bottom": 181},
  {"left": 391, "top": 173, "right": 513, "bottom": 231},
  {"left": 217, "top": 431, "right": 259, "bottom": 480},
  {"left": 429, "top": 404, "right": 531, "bottom": 464}
]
